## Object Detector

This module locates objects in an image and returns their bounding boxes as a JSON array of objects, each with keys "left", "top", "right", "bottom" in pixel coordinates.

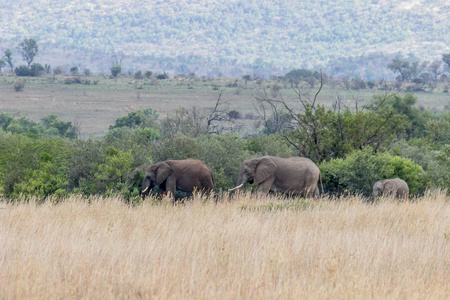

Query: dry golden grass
[{"left": 0, "top": 191, "right": 449, "bottom": 299}]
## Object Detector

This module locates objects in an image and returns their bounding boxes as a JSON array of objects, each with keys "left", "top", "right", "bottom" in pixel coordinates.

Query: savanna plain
[
  {"left": 1, "top": 74, "right": 449, "bottom": 299},
  {"left": 1, "top": 74, "right": 449, "bottom": 137},
  {"left": 0, "top": 191, "right": 449, "bottom": 299}
]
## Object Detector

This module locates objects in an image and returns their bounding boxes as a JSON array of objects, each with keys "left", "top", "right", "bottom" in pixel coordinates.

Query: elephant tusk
[
  {"left": 228, "top": 184, "right": 244, "bottom": 192},
  {"left": 142, "top": 187, "right": 149, "bottom": 194}
]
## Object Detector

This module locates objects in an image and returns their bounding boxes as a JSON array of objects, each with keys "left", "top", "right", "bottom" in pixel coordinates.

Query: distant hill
[{"left": 0, "top": 0, "right": 449, "bottom": 79}]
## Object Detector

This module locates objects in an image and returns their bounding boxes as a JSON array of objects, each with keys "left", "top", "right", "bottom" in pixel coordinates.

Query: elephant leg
[
  {"left": 157, "top": 190, "right": 167, "bottom": 200},
  {"left": 165, "top": 176, "right": 177, "bottom": 202},
  {"left": 256, "top": 176, "right": 275, "bottom": 194},
  {"left": 312, "top": 186, "right": 320, "bottom": 198},
  {"left": 383, "top": 186, "right": 395, "bottom": 198}
]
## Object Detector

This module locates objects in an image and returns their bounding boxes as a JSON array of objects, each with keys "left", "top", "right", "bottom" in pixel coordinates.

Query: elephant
[
  {"left": 141, "top": 159, "right": 215, "bottom": 201},
  {"left": 372, "top": 178, "right": 409, "bottom": 201},
  {"left": 231, "top": 156, "right": 323, "bottom": 197}
]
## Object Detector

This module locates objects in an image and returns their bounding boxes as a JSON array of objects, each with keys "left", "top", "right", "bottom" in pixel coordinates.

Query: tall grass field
[{"left": 0, "top": 191, "right": 448, "bottom": 299}]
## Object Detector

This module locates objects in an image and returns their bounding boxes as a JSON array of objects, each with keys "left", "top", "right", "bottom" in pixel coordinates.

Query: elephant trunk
[
  {"left": 141, "top": 179, "right": 154, "bottom": 198},
  {"left": 229, "top": 172, "right": 246, "bottom": 192},
  {"left": 372, "top": 190, "right": 378, "bottom": 202},
  {"left": 236, "top": 171, "right": 247, "bottom": 186}
]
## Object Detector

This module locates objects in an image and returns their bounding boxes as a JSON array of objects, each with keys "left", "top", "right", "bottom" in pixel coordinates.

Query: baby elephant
[{"left": 372, "top": 178, "right": 409, "bottom": 201}]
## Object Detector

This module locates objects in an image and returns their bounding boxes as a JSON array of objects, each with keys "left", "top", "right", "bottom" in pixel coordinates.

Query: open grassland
[
  {"left": 0, "top": 191, "right": 449, "bottom": 299},
  {"left": 1, "top": 74, "right": 449, "bottom": 138}
]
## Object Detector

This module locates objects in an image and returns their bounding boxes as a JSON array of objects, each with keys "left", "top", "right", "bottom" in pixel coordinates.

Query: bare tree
[
  {"left": 255, "top": 71, "right": 324, "bottom": 150},
  {"left": 206, "top": 90, "right": 241, "bottom": 135},
  {"left": 111, "top": 51, "right": 125, "bottom": 67},
  {"left": 428, "top": 60, "right": 442, "bottom": 82}
]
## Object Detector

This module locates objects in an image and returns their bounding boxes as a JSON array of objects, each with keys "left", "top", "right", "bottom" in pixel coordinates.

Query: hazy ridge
[{"left": 0, "top": 0, "right": 449, "bottom": 79}]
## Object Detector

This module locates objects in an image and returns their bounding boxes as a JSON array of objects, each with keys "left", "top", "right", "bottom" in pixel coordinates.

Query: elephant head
[
  {"left": 236, "top": 157, "right": 277, "bottom": 187},
  {"left": 141, "top": 161, "right": 173, "bottom": 197}
]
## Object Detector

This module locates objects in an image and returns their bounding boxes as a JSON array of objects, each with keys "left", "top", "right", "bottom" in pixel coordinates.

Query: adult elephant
[
  {"left": 230, "top": 156, "right": 323, "bottom": 197},
  {"left": 141, "top": 159, "right": 215, "bottom": 200},
  {"left": 372, "top": 178, "right": 409, "bottom": 201}
]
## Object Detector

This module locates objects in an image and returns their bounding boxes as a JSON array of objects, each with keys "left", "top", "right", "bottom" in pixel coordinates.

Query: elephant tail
[
  {"left": 211, "top": 171, "right": 216, "bottom": 192},
  {"left": 319, "top": 173, "right": 324, "bottom": 195}
]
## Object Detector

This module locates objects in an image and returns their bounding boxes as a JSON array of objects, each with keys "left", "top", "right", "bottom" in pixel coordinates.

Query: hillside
[{"left": 0, "top": 0, "right": 449, "bottom": 79}]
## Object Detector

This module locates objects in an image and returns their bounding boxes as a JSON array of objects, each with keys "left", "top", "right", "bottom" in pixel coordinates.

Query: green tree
[
  {"left": 111, "top": 65, "right": 121, "bottom": 77},
  {"left": 285, "top": 104, "right": 405, "bottom": 163},
  {"left": 4, "top": 49, "right": 13, "bottom": 71},
  {"left": 388, "top": 58, "right": 410, "bottom": 81},
  {"left": 367, "top": 93, "right": 434, "bottom": 139},
  {"left": 0, "top": 59, "right": 6, "bottom": 72},
  {"left": 70, "top": 66, "right": 79, "bottom": 75},
  {"left": 145, "top": 70, "right": 153, "bottom": 78},
  {"left": 257, "top": 79, "right": 406, "bottom": 163},
  {"left": 17, "top": 38, "right": 38, "bottom": 67}
]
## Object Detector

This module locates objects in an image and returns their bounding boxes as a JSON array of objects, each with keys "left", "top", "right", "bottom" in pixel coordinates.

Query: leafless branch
[{"left": 206, "top": 90, "right": 241, "bottom": 135}]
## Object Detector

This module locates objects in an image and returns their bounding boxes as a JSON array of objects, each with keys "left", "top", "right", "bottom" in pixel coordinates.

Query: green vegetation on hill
[{"left": 0, "top": 0, "right": 448, "bottom": 78}]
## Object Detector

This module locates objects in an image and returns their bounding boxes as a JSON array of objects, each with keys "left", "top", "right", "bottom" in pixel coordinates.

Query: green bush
[
  {"left": 13, "top": 153, "right": 68, "bottom": 198},
  {"left": 30, "top": 63, "right": 45, "bottom": 76},
  {"left": 14, "top": 63, "right": 45, "bottom": 77},
  {"left": 68, "top": 142, "right": 143, "bottom": 198},
  {"left": 0, "top": 113, "right": 77, "bottom": 138},
  {"left": 244, "top": 134, "right": 295, "bottom": 157},
  {"left": 14, "top": 65, "right": 31, "bottom": 76},
  {"left": 425, "top": 110, "right": 450, "bottom": 144},
  {"left": 319, "top": 147, "right": 424, "bottom": 197},
  {"left": 14, "top": 80, "right": 26, "bottom": 92},
  {"left": 390, "top": 140, "right": 449, "bottom": 190},
  {"left": 104, "top": 127, "right": 154, "bottom": 168},
  {"left": 109, "top": 108, "right": 159, "bottom": 131},
  {"left": 151, "top": 133, "right": 201, "bottom": 162},
  {"left": 66, "top": 139, "right": 105, "bottom": 193},
  {"left": 195, "top": 135, "right": 251, "bottom": 190},
  {"left": 111, "top": 65, "right": 121, "bottom": 77},
  {"left": 0, "top": 135, "right": 69, "bottom": 198},
  {"left": 41, "top": 114, "right": 77, "bottom": 138},
  {"left": 92, "top": 147, "right": 134, "bottom": 195}
]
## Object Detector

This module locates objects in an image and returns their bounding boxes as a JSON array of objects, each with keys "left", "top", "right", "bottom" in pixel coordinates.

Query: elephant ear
[
  {"left": 156, "top": 162, "right": 173, "bottom": 184},
  {"left": 254, "top": 157, "right": 277, "bottom": 184}
]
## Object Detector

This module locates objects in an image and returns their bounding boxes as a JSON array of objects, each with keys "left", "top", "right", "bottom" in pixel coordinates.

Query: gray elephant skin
[
  {"left": 141, "top": 158, "right": 215, "bottom": 200},
  {"left": 372, "top": 178, "right": 409, "bottom": 201},
  {"left": 233, "top": 156, "right": 323, "bottom": 197}
]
